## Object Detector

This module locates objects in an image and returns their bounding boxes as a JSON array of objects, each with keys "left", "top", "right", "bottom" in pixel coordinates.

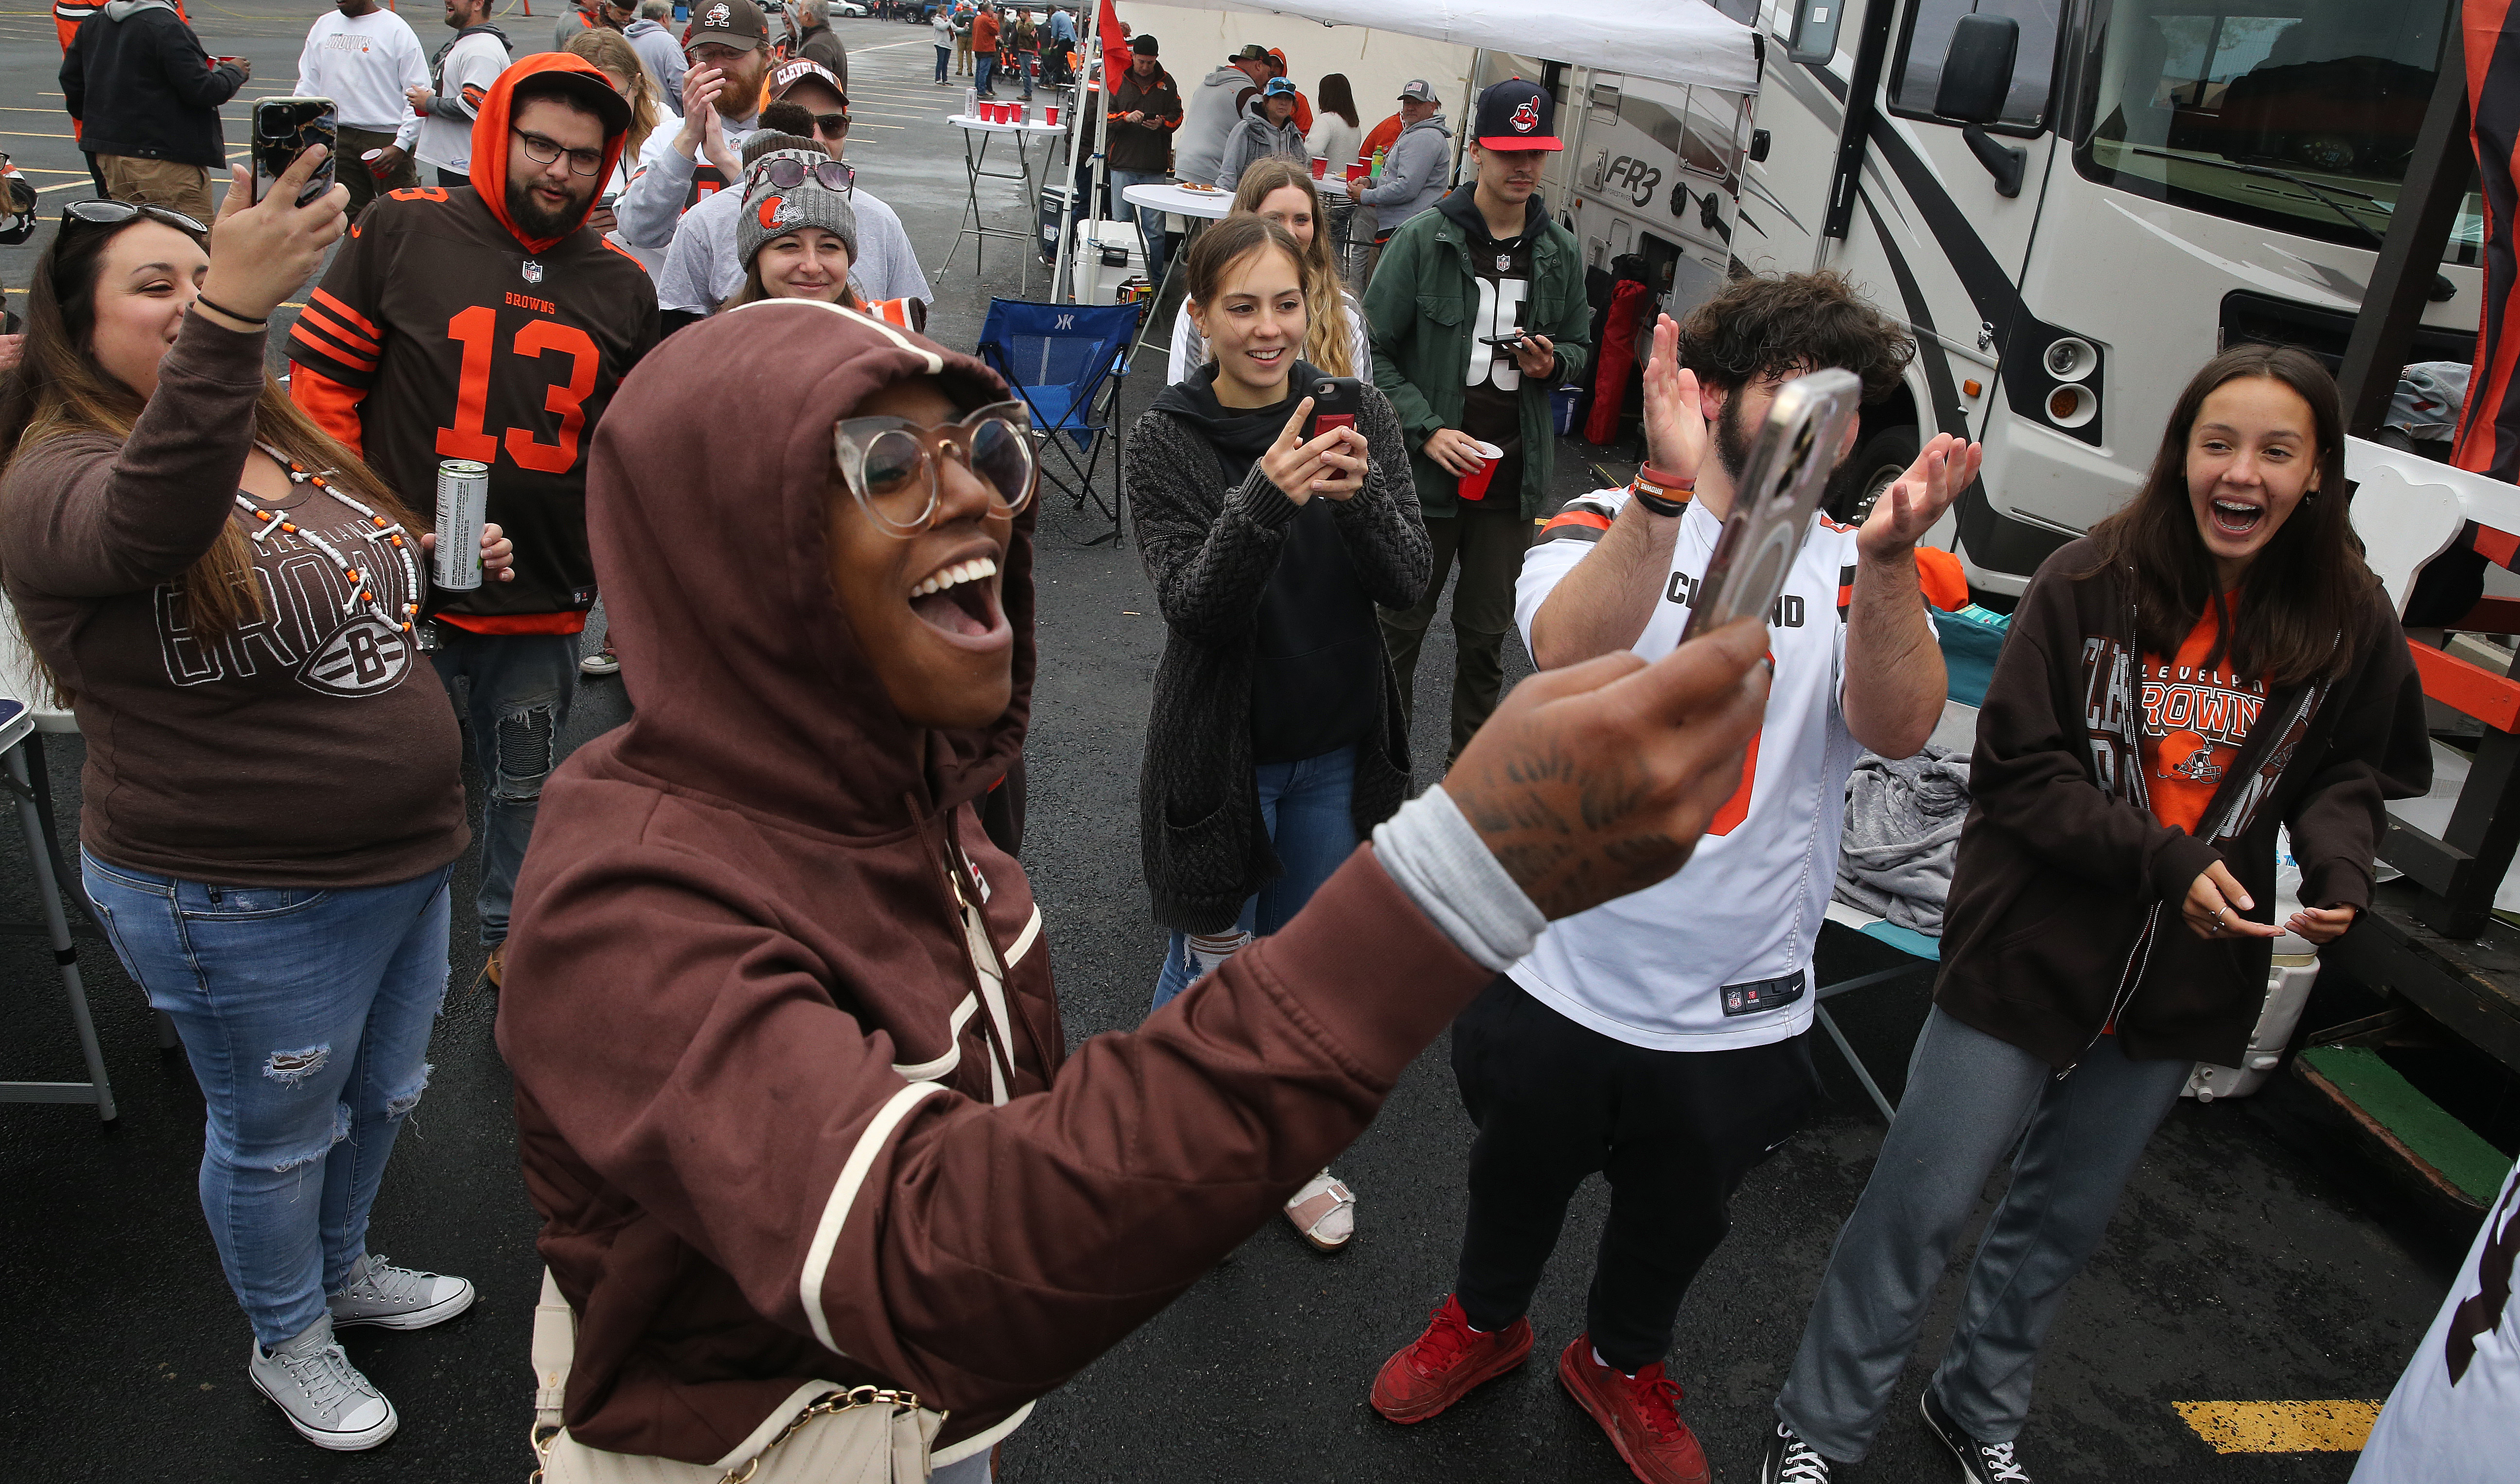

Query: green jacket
[{"left": 1362, "top": 186, "right": 1591, "bottom": 520}]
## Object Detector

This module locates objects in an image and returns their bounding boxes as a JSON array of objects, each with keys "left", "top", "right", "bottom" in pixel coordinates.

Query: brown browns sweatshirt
[
  {"left": 497, "top": 300, "right": 1497, "bottom": 1466},
  {"left": 0, "top": 314, "right": 467, "bottom": 887}
]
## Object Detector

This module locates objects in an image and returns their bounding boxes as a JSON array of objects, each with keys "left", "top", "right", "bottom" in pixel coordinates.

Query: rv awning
[{"left": 1116, "top": 0, "right": 1761, "bottom": 93}]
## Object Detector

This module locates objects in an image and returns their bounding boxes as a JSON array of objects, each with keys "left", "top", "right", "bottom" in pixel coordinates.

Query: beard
[
  {"left": 1712, "top": 389, "right": 1754, "bottom": 485},
  {"left": 507, "top": 176, "right": 593, "bottom": 239}
]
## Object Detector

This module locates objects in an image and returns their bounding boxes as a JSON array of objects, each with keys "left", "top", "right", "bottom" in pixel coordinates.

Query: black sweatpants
[{"left": 1451, "top": 975, "right": 1820, "bottom": 1372}]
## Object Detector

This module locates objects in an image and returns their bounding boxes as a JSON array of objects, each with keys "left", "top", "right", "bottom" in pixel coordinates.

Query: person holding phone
[
  {"left": 0, "top": 150, "right": 516, "bottom": 1450},
  {"left": 1757, "top": 345, "right": 2430, "bottom": 1484},
  {"left": 1126, "top": 214, "right": 1429, "bottom": 1250},
  {"left": 1367, "top": 271, "right": 1972, "bottom": 1484}
]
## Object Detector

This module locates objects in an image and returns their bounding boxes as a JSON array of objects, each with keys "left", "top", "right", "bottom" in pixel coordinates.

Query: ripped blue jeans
[
  {"left": 82, "top": 851, "right": 453, "bottom": 1347},
  {"left": 430, "top": 628, "right": 579, "bottom": 947}
]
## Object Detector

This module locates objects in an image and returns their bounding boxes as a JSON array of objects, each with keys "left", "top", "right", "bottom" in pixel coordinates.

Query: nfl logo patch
[{"left": 522, "top": 259, "right": 544, "bottom": 283}]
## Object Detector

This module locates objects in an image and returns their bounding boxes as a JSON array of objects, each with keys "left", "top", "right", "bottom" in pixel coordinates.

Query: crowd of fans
[{"left": 9, "top": 4, "right": 2505, "bottom": 1484}]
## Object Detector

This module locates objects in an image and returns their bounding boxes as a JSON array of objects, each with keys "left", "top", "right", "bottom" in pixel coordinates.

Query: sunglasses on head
[
  {"left": 751, "top": 156, "right": 855, "bottom": 194},
  {"left": 60, "top": 198, "right": 209, "bottom": 235}
]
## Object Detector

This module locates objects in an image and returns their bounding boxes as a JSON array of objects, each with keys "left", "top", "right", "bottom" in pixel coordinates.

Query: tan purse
[{"left": 529, "top": 1271, "right": 941, "bottom": 1484}]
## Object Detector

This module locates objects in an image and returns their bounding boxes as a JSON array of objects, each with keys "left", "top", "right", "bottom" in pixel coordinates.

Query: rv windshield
[{"left": 2075, "top": 0, "right": 2480, "bottom": 263}]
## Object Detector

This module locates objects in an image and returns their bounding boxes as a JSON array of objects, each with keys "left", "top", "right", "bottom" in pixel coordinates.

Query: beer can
[{"left": 433, "top": 459, "right": 490, "bottom": 592}]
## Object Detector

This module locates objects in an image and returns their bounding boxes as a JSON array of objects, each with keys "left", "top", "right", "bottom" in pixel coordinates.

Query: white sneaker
[
  {"left": 327, "top": 1253, "right": 476, "bottom": 1331},
  {"left": 248, "top": 1312, "right": 398, "bottom": 1451}
]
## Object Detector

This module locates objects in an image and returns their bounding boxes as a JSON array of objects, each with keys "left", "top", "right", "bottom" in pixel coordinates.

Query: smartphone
[
  {"left": 1678, "top": 368, "right": 1864, "bottom": 642},
  {"left": 1308, "top": 375, "right": 1363, "bottom": 438},
  {"left": 252, "top": 97, "right": 338, "bottom": 207},
  {"left": 1479, "top": 332, "right": 1527, "bottom": 348}
]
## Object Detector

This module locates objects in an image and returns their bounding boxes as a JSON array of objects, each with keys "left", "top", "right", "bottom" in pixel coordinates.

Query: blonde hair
[
  {"left": 566, "top": 29, "right": 661, "bottom": 160},
  {"left": 1228, "top": 159, "right": 1353, "bottom": 378}
]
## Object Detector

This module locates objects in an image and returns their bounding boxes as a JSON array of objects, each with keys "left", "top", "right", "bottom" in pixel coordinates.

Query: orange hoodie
[{"left": 469, "top": 52, "right": 633, "bottom": 255}]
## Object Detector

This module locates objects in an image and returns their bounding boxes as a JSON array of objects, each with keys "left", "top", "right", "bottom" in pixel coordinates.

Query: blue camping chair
[
  {"left": 1814, "top": 601, "right": 2012, "bottom": 1121},
  {"left": 976, "top": 298, "right": 1145, "bottom": 545}
]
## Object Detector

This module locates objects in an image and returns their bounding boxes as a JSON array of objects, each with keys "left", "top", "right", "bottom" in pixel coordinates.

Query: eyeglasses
[
  {"left": 834, "top": 400, "right": 1036, "bottom": 536},
  {"left": 60, "top": 198, "right": 210, "bottom": 234},
  {"left": 512, "top": 127, "right": 606, "bottom": 177},
  {"left": 751, "top": 156, "right": 854, "bottom": 194}
]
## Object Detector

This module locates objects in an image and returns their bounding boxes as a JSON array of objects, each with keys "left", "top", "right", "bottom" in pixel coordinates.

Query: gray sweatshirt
[
  {"left": 1173, "top": 66, "right": 1250, "bottom": 189},
  {"left": 1215, "top": 98, "right": 1308, "bottom": 190},
  {"left": 1357, "top": 112, "right": 1452, "bottom": 235}
]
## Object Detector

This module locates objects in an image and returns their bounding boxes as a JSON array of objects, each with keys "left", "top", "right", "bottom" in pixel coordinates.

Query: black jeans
[{"left": 1451, "top": 975, "right": 1820, "bottom": 1372}]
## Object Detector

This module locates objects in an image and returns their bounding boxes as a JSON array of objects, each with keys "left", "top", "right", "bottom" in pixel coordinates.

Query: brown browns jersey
[{"left": 290, "top": 182, "right": 659, "bottom": 626}]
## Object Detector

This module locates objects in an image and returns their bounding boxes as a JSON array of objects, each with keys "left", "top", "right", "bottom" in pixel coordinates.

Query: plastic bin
[{"left": 1038, "top": 183, "right": 1073, "bottom": 264}]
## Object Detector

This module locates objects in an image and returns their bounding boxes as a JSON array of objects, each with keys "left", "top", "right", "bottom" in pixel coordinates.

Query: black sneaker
[
  {"left": 1759, "top": 1418, "right": 1835, "bottom": 1482},
  {"left": 1920, "top": 1388, "right": 2032, "bottom": 1482}
]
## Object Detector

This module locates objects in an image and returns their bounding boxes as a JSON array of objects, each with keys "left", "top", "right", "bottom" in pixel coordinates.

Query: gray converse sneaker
[
  {"left": 248, "top": 1312, "right": 398, "bottom": 1450},
  {"left": 327, "top": 1253, "right": 476, "bottom": 1330}
]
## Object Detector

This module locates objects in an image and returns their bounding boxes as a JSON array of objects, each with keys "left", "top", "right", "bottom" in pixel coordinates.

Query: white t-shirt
[
  {"left": 1166, "top": 291, "right": 1372, "bottom": 389},
  {"left": 413, "top": 26, "right": 508, "bottom": 175},
  {"left": 1508, "top": 489, "right": 1870, "bottom": 1051},
  {"left": 2352, "top": 1158, "right": 2520, "bottom": 1484},
  {"left": 1304, "top": 114, "right": 1363, "bottom": 172},
  {"left": 297, "top": 7, "right": 428, "bottom": 143}
]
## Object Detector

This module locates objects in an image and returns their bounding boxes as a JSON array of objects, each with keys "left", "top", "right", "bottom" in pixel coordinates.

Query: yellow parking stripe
[{"left": 2172, "top": 1400, "right": 2384, "bottom": 1454}]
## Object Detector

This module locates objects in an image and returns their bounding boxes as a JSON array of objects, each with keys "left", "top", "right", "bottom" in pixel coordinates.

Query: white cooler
[
  {"left": 1068, "top": 218, "right": 1147, "bottom": 306},
  {"left": 2185, "top": 828, "right": 2320, "bottom": 1102}
]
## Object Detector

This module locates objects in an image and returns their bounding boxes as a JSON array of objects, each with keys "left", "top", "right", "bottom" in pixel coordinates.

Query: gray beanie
[{"left": 736, "top": 148, "right": 860, "bottom": 271}]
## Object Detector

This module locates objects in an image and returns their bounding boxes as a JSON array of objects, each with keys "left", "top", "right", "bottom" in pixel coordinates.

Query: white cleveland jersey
[
  {"left": 1509, "top": 489, "right": 1870, "bottom": 1051},
  {"left": 2352, "top": 1157, "right": 2520, "bottom": 1484}
]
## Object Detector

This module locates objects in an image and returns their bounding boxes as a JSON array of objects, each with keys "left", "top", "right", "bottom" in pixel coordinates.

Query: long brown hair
[
  {"left": 2075, "top": 343, "right": 2369, "bottom": 686},
  {"left": 1225, "top": 159, "right": 1353, "bottom": 377},
  {"left": 566, "top": 28, "right": 660, "bottom": 160},
  {"left": 0, "top": 212, "right": 419, "bottom": 698},
  {"left": 1316, "top": 72, "right": 1359, "bottom": 129}
]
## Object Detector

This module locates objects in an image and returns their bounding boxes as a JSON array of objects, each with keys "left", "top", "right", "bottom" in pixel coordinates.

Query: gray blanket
[{"left": 1834, "top": 745, "right": 1972, "bottom": 934}]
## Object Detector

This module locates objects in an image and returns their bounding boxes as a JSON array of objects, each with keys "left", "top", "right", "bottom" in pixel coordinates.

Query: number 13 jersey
[
  {"left": 290, "top": 183, "right": 659, "bottom": 630},
  {"left": 1509, "top": 487, "right": 1869, "bottom": 1051}
]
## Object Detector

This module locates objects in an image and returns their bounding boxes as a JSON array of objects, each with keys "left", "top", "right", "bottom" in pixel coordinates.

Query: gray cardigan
[{"left": 1129, "top": 377, "right": 1432, "bottom": 932}]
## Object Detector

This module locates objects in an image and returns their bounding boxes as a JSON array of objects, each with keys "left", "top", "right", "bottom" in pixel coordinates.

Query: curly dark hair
[{"left": 1675, "top": 270, "right": 1913, "bottom": 403}]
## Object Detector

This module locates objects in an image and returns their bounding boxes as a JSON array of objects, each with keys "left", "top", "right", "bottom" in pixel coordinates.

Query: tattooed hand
[{"left": 1448, "top": 617, "right": 1770, "bottom": 919}]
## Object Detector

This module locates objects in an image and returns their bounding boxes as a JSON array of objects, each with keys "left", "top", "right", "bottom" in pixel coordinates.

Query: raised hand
[
  {"left": 1639, "top": 313, "right": 1706, "bottom": 481},
  {"left": 1446, "top": 616, "right": 1770, "bottom": 919},
  {"left": 199, "top": 149, "right": 349, "bottom": 323},
  {"left": 1858, "top": 432, "right": 1982, "bottom": 562}
]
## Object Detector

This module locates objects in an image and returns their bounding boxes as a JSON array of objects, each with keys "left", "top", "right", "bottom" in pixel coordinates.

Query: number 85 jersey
[{"left": 290, "top": 183, "right": 660, "bottom": 630}]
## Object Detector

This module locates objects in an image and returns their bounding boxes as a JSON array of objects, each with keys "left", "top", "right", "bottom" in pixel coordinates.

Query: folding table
[
  {"left": 0, "top": 694, "right": 116, "bottom": 1123},
  {"left": 942, "top": 111, "right": 1069, "bottom": 293}
]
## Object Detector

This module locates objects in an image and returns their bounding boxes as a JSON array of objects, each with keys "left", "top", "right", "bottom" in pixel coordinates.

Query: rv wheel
[{"left": 1825, "top": 425, "right": 1919, "bottom": 525}]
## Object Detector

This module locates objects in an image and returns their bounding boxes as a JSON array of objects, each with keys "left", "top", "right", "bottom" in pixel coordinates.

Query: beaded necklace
[{"left": 237, "top": 444, "right": 424, "bottom": 637}]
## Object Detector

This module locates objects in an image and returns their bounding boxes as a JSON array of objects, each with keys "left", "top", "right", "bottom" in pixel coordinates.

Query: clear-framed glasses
[
  {"left": 60, "top": 198, "right": 209, "bottom": 234},
  {"left": 751, "top": 156, "right": 855, "bottom": 194},
  {"left": 511, "top": 127, "right": 606, "bottom": 177},
  {"left": 833, "top": 399, "right": 1035, "bottom": 537}
]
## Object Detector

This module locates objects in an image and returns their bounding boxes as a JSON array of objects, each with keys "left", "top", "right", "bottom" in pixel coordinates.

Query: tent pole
[{"left": 1050, "top": 4, "right": 1100, "bottom": 303}]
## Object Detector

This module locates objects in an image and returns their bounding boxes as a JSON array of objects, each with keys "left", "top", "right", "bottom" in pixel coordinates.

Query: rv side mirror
[
  {"left": 1934, "top": 13, "right": 2027, "bottom": 197},
  {"left": 1933, "top": 13, "right": 2017, "bottom": 125}
]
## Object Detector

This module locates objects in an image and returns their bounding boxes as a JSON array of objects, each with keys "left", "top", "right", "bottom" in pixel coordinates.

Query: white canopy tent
[
  {"left": 1113, "top": 0, "right": 1759, "bottom": 93},
  {"left": 1043, "top": 0, "right": 1758, "bottom": 303}
]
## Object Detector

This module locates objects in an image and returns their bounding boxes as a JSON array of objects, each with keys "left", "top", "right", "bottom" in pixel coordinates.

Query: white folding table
[{"left": 942, "top": 112, "right": 1070, "bottom": 294}]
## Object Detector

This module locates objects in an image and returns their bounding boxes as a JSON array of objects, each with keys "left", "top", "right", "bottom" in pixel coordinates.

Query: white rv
[{"left": 1491, "top": 0, "right": 2481, "bottom": 595}]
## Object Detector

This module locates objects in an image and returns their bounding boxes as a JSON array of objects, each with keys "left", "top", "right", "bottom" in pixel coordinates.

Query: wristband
[
  {"left": 192, "top": 292, "right": 267, "bottom": 328},
  {"left": 1629, "top": 464, "right": 1694, "bottom": 518}
]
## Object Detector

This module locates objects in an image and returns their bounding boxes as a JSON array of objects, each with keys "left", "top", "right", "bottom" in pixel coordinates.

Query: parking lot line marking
[{"left": 2172, "top": 1400, "right": 2383, "bottom": 1454}]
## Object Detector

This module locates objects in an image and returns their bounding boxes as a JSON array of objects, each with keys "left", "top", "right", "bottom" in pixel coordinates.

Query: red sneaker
[
  {"left": 1556, "top": 1335, "right": 1712, "bottom": 1484},
  {"left": 1369, "top": 1294, "right": 1533, "bottom": 1424}
]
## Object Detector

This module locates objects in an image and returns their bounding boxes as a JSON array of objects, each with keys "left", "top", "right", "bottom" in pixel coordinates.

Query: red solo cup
[
  {"left": 1045, "top": 104, "right": 1060, "bottom": 125},
  {"left": 1310, "top": 155, "right": 1327, "bottom": 179},
  {"left": 1456, "top": 441, "right": 1505, "bottom": 502},
  {"left": 984, "top": 102, "right": 1001, "bottom": 122},
  {"left": 361, "top": 147, "right": 388, "bottom": 178},
  {"left": 1344, "top": 161, "right": 1368, "bottom": 184}
]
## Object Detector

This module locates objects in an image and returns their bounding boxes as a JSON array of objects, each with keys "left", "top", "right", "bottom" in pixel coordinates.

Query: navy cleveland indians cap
[{"left": 1473, "top": 77, "right": 1562, "bottom": 150}]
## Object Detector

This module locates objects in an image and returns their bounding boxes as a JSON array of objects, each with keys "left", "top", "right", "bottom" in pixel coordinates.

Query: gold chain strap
[{"left": 526, "top": 1387, "right": 921, "bottom": 1484}]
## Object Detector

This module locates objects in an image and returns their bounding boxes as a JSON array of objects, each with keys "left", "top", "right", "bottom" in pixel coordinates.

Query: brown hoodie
[{"left": 496, "top": 299, "right": 1498, "bottom": 1465}]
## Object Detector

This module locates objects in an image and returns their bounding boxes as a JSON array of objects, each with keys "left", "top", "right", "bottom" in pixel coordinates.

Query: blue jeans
[
  {"left": 1016, "top": 54, "right": 1034, "bottom": 97},
  {"left": 976, "top": 54, "right": 997, "bottom": 94},
  {"left": 934, "top": 43, "right": 949, "bottom": 82},
  {"left": 84, "top": 851, "right": 453, "bottom": 1347},
  {"left": 1107, "top": 168, "right": 1171, "bottom": 291},
  {"left": 430, "top": 627, "right": 578, "bottom": 946},
  {"left": 1149, "top": 745, "right": 1358, "bottom": 1010}
]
